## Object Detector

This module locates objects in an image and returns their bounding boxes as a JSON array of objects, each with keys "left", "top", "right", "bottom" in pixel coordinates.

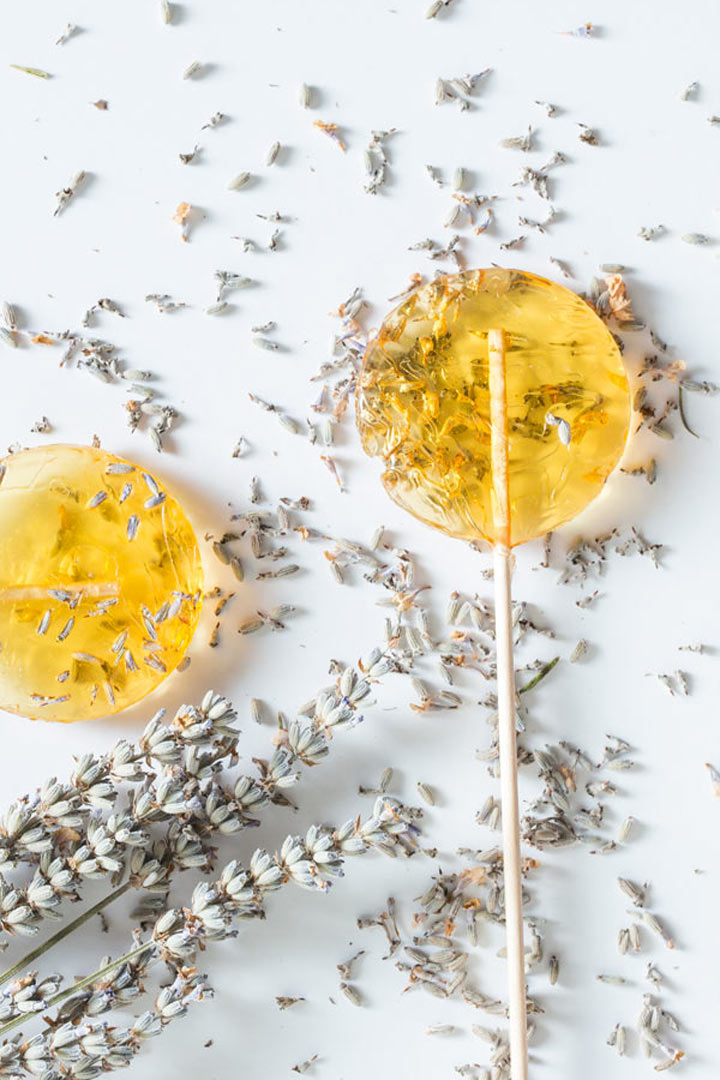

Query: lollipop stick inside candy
[{"left": 488, "top": 327, "right": 529, "bottom": 1080}]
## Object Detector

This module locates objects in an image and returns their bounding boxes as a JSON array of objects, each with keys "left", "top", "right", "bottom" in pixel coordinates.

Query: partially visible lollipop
[
  {"left": 357, "top": 268, "right": 631, "bottom": 1079},
  {"left": 0, "top": 445, "right": 203, "bottom": 723}
]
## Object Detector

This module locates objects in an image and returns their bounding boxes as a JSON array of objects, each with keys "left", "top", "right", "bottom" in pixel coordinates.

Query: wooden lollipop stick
[{"left": 488, "top": 327, "right": 529, "bottom": 1080}]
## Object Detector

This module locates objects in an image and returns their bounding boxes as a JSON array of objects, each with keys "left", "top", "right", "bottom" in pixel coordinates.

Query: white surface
[{"left": 0, "top": 1, "right": 718, "bottom": 1077}]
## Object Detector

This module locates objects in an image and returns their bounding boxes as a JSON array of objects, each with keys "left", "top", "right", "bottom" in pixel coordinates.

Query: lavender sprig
[
  {"left": 0, "top": 795, "right": 418, "bottom": 1052},
  {"left": 0, "top": 975, "right": 209, "bottom": 1079},
  {"left": 0, "top": 658, "right": 387, "bottom": 954}
]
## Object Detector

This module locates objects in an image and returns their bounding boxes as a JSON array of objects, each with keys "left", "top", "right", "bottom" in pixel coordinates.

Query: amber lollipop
[
  {"left": 0, "top": 444, "right": 203, "bottom": 723},
  {"left": 357, "top": 268, "right": 631, "bottom": 1079}
]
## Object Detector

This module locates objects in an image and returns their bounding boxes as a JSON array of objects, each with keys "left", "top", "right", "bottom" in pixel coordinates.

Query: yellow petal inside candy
[
  {"left": 0, "top": 445, "right": 203, "bottom": 722},
  {"left": 356, "top": 268, "right": 631, "bottom": 546}
]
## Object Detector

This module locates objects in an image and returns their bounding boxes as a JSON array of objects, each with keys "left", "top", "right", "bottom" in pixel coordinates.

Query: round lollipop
[
  {"left": 0, "top": 444, "right": 203, "bottom": 723},
  {"left": 357, "top": 267, "right": 631, "bottom": 1080}
]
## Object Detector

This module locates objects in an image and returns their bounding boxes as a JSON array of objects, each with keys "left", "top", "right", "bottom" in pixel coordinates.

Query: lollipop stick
[{"left": 488, "top": 328, "right": 528, "bottom": 1080}]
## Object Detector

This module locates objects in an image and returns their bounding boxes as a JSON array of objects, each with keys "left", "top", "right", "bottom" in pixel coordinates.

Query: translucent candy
[
  {"left": 0, "top": 445, "right": 203, "bottom": 722},
  {"left": 356, "top": 268, "right": 631, "bottom": 547}
]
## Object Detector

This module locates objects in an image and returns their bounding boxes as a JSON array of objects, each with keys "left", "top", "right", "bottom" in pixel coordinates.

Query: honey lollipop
[
  {"left": 0, "top": 444, "right": 203, "bottom": 723},
  {"left": 357, "top": 268, "right": 631, "bottom": 1079}
]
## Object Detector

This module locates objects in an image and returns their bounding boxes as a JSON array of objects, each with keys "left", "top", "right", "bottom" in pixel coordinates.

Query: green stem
[
  {"left": 518, "top": 655, "right": 560, "bottom": 694},
  {"left": 0, "top": 880, "right": 131, "bottom": 990},
  {"left": 0, "top": 939, "right": 154, "bottom": 1041},
  {"left": 678, "top": 384, "right": 700, "bottom": 439}
]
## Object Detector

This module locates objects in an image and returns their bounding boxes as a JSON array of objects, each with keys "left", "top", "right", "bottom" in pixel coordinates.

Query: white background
[{"left": 0, "top": 1, "right": 718, "bottom": 1077}]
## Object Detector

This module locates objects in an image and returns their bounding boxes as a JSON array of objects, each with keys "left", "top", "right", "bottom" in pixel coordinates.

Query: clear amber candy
[
  {"left": 0, "top": 445, "right": 203, "bottom": 722},
  {"left": 357, "top": 268, "right": 631, "bottom": 546}
]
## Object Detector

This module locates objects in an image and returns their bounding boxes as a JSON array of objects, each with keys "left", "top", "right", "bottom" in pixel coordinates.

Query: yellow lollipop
[
  {"left": 357, "top": 267, "right": 630, "bottom": 546},
  {"left": 357, "top": 268, "right": 631, "bottom": 1080},
  {"left": 0, "top": 444, "right": 203, "bottom": 723}
]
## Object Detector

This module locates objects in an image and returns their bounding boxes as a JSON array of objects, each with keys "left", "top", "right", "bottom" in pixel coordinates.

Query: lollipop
[
  {"left": 0, "top": 444, "right": 203, "bottom": 723},
  {"left": 357, "top": 268, "right": 631, "bottom": 1079}
]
